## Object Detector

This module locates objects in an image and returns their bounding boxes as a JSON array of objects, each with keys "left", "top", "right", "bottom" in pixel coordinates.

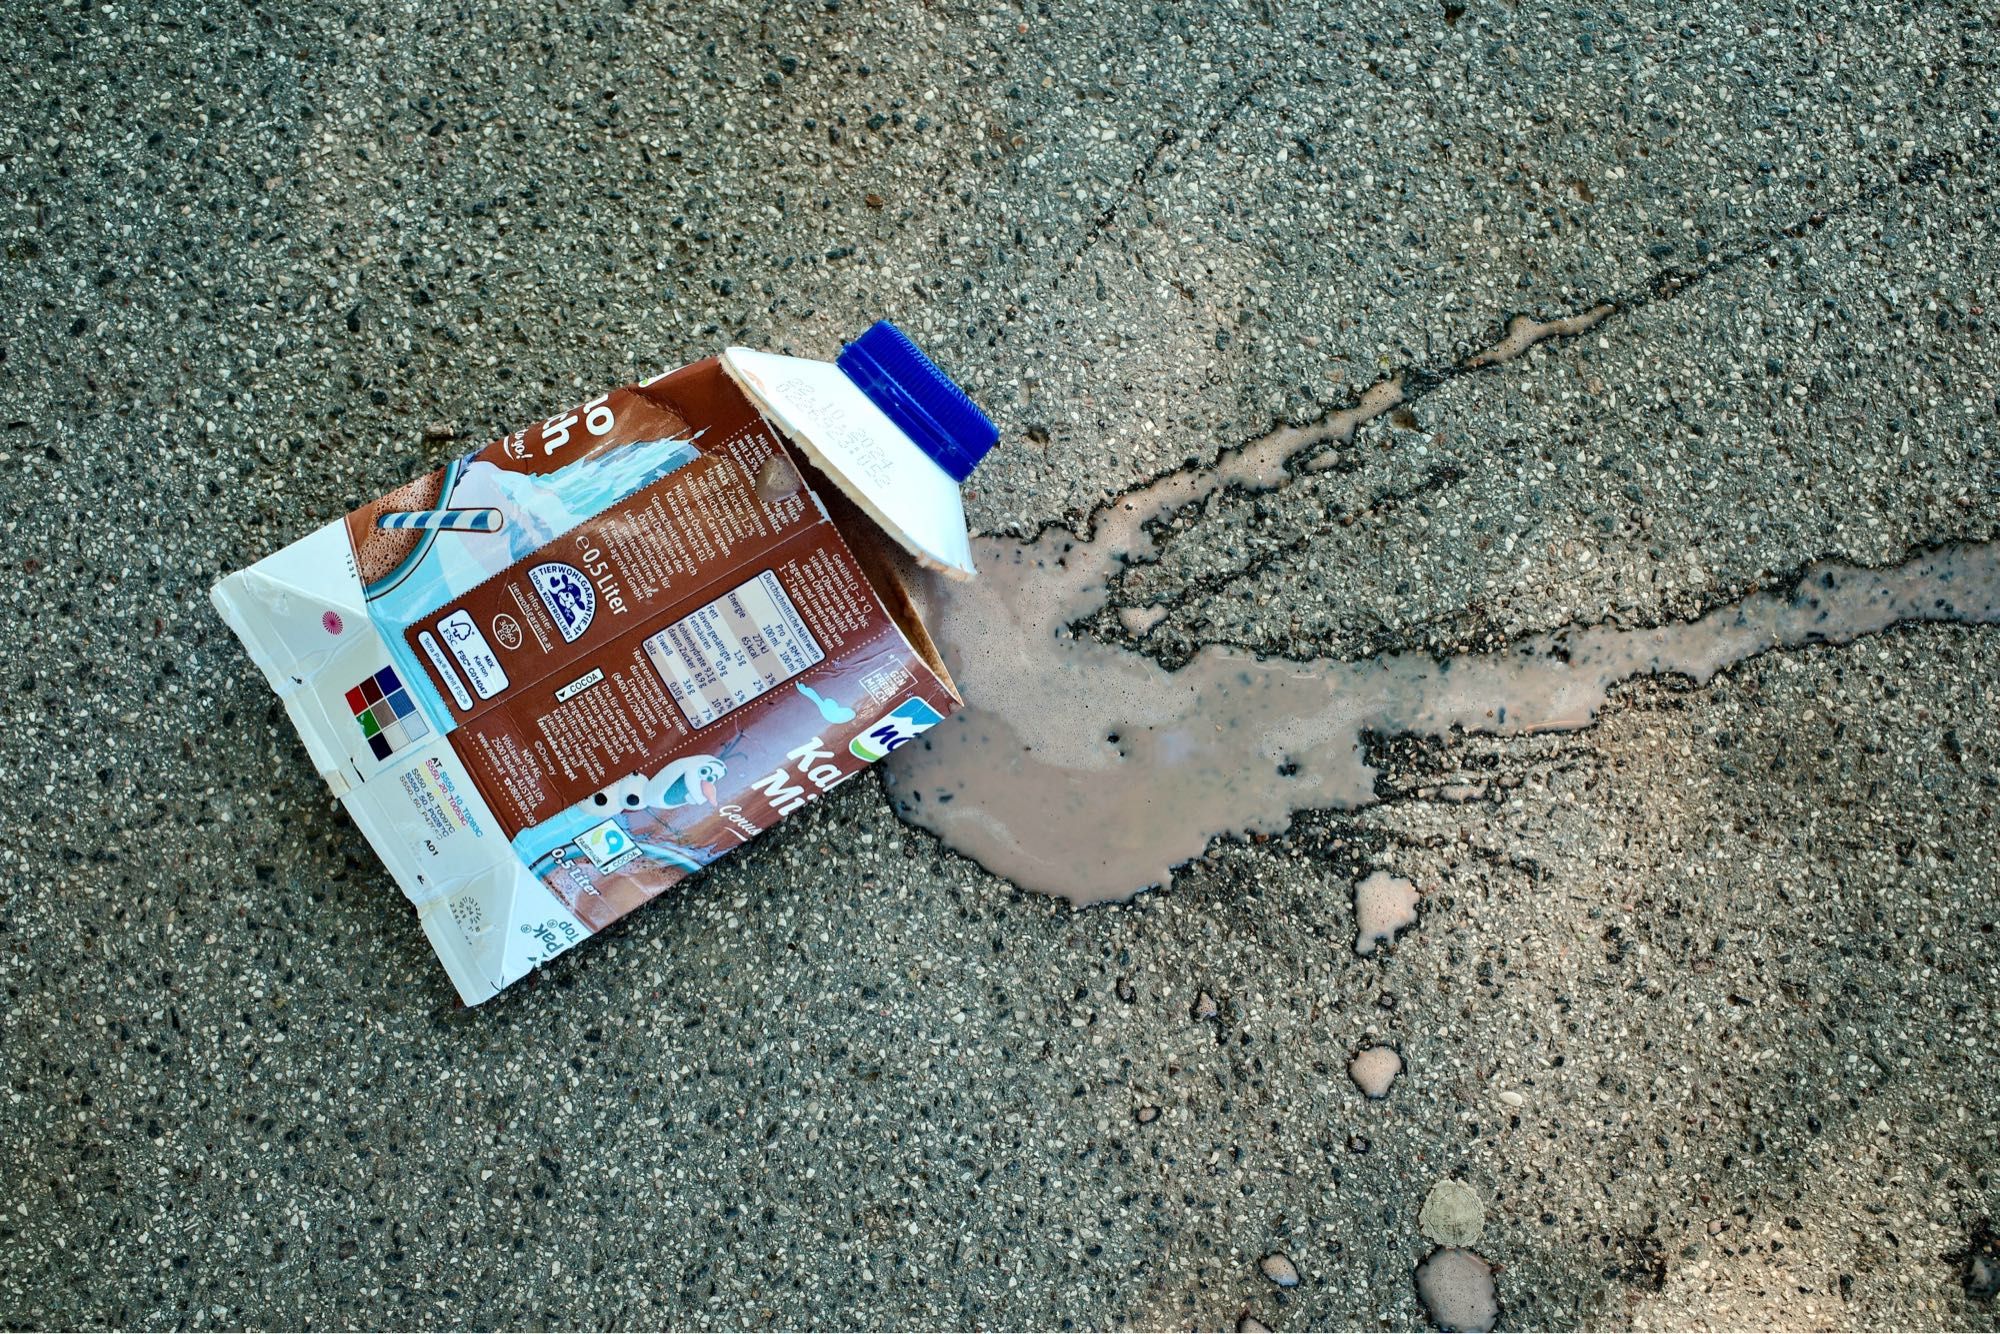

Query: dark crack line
[
  {"left": 1069, "top": 145, "right": 1972, "bottom": 659},
  {"left": 1058, "top": 66, "right": 1275, "bottom": 279},
  {"left": 1388, "top": 148, "right": 1961, "bottom": 410},
  {"left": 1196, "top": 66, "right": 1276, "bottom": 147},
  {"left": 1012, "top": 143, "right": 1969, "bottom": 564},
  {"left": 1090, "top": 462, "right": 1472, "bottom": 668}
]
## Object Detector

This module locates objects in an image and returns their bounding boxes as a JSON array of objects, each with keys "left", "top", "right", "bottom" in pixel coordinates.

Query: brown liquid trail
[
  {"left": 889, "top": 537, "right": 2000, "bottom": 904},
  {"left": 1462, "top": 305, "right": 1613, "bottom": 369},
  {"left": 882, "top": 310, "right": 1999, "bottom": 905}
]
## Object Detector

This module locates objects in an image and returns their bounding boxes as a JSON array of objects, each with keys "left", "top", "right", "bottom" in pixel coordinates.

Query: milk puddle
[{"left": 884, "top": 317, "right": 2000, "bottom": 904}]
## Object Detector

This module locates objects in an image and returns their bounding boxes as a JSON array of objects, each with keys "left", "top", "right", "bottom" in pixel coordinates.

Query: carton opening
[{"left": 802, "top": 456, "right": 961, "bottom": 706}]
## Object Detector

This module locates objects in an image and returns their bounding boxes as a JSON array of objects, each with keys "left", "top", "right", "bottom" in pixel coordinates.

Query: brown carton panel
[
  {"left": 445, "top": 522, "right": 939, "bottom": 834},
  {"left": 373, "top": 360, "right": 957, "bottom": 940}
]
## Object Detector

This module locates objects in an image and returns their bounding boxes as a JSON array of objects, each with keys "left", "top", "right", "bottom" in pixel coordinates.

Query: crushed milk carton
[{"left": 212, "top": 323, "right": 997, "bottom": 1004}]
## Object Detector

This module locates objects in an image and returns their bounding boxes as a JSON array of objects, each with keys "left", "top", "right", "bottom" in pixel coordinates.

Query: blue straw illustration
[{"left": 376, "top": 507, "right": 505, "bottom": 533}]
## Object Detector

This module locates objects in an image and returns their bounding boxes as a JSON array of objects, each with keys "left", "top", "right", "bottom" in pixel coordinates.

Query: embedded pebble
[
  {"left": 1259, "top": 1253, "right": 1300, "bottom": 1287},
  {"left": 1348, "top": 1045, "right": 1403, "bottom": 1099},
  {"left": 1192, "top": 990, "right": 1219, "bottom": 1021},
  {"left": 1419, "top": 1179, "right": 1486, "bottom": 1247},
  {"left": 1414, "top": 1247, "right": 1499, "bottom": 1332},
  {"left": 1353, "top": 871, "right": 1421, "bottom": 955},
  {"left": 1134, "top": 1104, "right": 1160, "bottom": 1125},
  {"left": 1238, "top": 1317, "right": 1272, "bottom": 1334},
  {"left": 1497, "top": 1090, "right": 1525, "bottom": 1108}
]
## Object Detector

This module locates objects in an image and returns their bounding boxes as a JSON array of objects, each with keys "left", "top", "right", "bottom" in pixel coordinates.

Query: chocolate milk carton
[{"left": 212, "top": 323, "right": 997, "bottom": 1004}]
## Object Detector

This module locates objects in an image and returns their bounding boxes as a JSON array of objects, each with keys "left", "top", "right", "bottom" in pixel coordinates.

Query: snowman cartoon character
[{"left": 585, "top": 754, "right": 726, "bottom": 817}]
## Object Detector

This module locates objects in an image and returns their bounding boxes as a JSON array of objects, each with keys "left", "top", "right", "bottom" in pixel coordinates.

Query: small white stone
[
  {"left": 1349, "top": 1046, "right": 1403, "bottom": 1099},
  {"left": 1259, "top": 1253, "right": 1300, "bottom": 1287},
  {"left": 1415, "top": 1248, "right": 1498, "bottom": 1333}
]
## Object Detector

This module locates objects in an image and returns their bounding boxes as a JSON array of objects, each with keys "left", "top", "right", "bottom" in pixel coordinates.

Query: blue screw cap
[{"left": 836, "top": 321, "right": 999, "bottom": 484}]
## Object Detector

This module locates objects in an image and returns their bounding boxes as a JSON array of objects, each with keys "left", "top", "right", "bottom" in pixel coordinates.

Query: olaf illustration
[{"left": 586, "top": 754, "right": 726, "bottom": 816}]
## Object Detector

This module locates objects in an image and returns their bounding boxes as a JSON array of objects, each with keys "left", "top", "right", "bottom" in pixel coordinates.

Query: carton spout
[
  {"left": 720, "top": 327, "right": 996, "bottom": 580},
  {"left": 834, "top": 321, "right": 999, "bottom": 484}
]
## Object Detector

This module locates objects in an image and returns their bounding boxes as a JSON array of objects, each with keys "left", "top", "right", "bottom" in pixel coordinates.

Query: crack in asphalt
[
  {"left": 1078, "top": 145, "right": 1971, "bottom": 651},
  {"left": 1059, "top": 66, "right": 1276, "bottom": 279},
  {"left": 1087, "top": 462, "right": 1472, "bottom": 668},
  {"left": 1146, "top": 150, "right": 1950, "bottom": 531}
]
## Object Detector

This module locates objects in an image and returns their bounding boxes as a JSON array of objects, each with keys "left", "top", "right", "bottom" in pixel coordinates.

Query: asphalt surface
[{"left": 3, "top": 1, "right": 1998, "bottom": 1328}]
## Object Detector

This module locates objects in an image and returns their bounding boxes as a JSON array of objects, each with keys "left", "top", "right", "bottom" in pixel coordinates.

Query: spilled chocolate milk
[{"left": 885, "top": 312, "right": 2000, "bottom": 904}]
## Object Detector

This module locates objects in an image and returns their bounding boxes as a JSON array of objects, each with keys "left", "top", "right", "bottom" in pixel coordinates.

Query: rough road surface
[{"left": 3, "top": 1, "right": 1997, "bottom": 1328}]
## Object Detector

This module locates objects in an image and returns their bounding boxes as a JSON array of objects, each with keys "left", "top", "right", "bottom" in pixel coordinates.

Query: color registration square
[{"left": 346, "top": 667, "right": 426, "bottom": 764}]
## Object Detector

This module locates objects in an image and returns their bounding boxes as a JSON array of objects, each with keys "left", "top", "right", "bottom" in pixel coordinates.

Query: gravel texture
[{"left": 3, "top": 0, "right": 1997, "bottom": 1329}]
